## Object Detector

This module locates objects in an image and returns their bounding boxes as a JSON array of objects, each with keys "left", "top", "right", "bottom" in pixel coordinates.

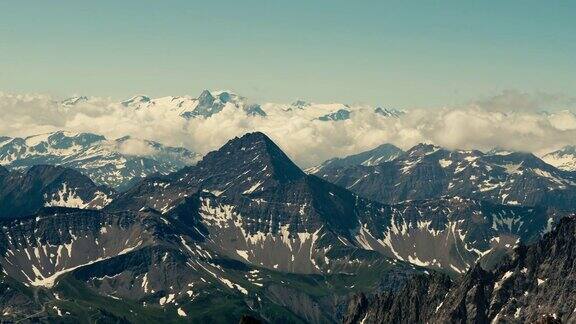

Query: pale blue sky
[{"left": 0, "top": 1, "right": 574, "bottom": 107}]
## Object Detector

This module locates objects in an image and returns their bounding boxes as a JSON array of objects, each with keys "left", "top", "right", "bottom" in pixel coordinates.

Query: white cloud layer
[{"left": 0, "top": 91, "right": 575, "bottom": 168}]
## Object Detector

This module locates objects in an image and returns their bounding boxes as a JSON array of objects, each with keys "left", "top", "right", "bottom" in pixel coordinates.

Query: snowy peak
[
  {"left": 542, "top": 145, "right": 576, "bottom": 171},
  {"left": 374, "top": 107, "right": 404, "bottom": 118},
  {"left": 121, "top": 95, "right": 152, "bottom": 108},
  {"left": 318, "top": 108, "right": 351, "bottom": 121},
  {"left": 61, "top": 96, "right": 89, "bottom": 107},
  {"left": 187, "top": 89, "right": 247, "bottom": 118},
  {"left": 121, "top": 89, "right": 254, "bottom": 119}
]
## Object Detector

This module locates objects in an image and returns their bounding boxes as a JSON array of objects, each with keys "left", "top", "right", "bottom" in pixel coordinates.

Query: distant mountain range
[
  {"left": 0, "top": 131, "right": 200, "bottom": 190},
  {"left": 60, "top": 90, "right": 407, "bottom": 122},
  {"left": 0, "top": 131, "right": 574, "bottom": 322}
]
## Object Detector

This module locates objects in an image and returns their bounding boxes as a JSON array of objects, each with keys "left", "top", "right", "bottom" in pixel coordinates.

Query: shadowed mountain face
[
  {"left": 344, "top": 216, "right": 576, "bottom": 324},
  {"left": 0, "top": 165, "right": 113, "bottom": 218},
  {"left": 313, "top": 143, "right": 576, "bottom": 210}
]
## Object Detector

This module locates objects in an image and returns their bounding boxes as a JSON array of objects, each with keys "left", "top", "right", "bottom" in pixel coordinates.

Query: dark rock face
[
  {"left": 0, "top": 165, "right": 8, "bottom": 177},
  {"left": 344, "top": 273, "right": 452, "bottom": 324},
  {"left": 314, "top": 143, "right": 576, "bottom": 210},
  {"left": 0, "top": 165, "right": 113, "bottom": 218},
  {"left": 344, "top": 216, "right": 576, "bottom": 323}
]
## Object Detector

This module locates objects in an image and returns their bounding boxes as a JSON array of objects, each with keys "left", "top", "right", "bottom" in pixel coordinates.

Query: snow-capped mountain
[
  {"left": 59, "top": 90, "right": 408, "bottom": 125},
  {"left": 306, "top": 143, "right": 403, "bottom": 174},
  {"left": 0, "top": 164, "right": 113, "bottom": 218},
  {"left": 0, "top": 131, "right": 200, "bottom": 190},
  {"left": 314, "top": 143, "right": 576, "bottom": 210},
  {"left": 120, "top": 90, "right": 255, "bottom": 118},
  {"left": 542, "top": 145, "right": 576, "bottom": 172}
]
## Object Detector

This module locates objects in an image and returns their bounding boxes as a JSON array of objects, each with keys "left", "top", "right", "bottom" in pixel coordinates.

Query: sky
[{"left": 1, "top": 1, "right": 575, "bottom": 108}]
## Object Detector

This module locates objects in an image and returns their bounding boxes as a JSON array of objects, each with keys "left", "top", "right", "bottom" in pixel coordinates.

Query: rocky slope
[
  {"left": 344, "top": 215, "right": 576, "bottom": 323},
  {"left": 0, "top": 205, "right": 416, "bottom": 323},
  {"left": 313, "top": 143, "right": 576, "bottom": 210},
  {"left": 0, "top": 131, "right": 200, "bottom": 190},
  {"left": 0, "top": 165, "right": 113, "bottom": 218}
]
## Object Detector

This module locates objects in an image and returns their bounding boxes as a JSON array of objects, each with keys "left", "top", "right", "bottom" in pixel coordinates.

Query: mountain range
[
  {"left": 0, "top": 131, "right": 574, "bottom": 323},
  {"left": 310, "top": 143, "right": 576, "bottom": 211},
  {"left": 59, "top": 90, "right": 407, "bottom": 123},
  {"left": 0, "top": 131, "right": 200, "bottom": 190}
]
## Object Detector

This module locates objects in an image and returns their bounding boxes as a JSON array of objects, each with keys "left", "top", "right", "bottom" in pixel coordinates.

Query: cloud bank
[{"left": 0, "top": 91, "right": 574, "bottom": 167}]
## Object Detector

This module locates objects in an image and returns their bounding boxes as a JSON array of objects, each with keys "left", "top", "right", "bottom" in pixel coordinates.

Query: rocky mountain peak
[
  {"left": 197, "top": 89, "right": 215, "bottom": 105},
  {"left": 61, "top": 96, "right": 89, "bottom": 107},
  {"left": 197, "top": 132, "right": 305, "bottom": 185},
  {"left": 406, "top": 143, "right": 443, "bottom": 157},
  {"left": 374, "top": 107, "right": 404, "bottom": 118},
  {"left": 291, "top": 100, "right": 311, "bottom": 109},
  {"left": 121, "top": 95, "right": 152, "bottom": 107}
]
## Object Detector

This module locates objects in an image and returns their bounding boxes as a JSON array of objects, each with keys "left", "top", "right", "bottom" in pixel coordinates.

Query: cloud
[
  {"left": 0, "top": 90, "right": 575, "bottom": 168},
  {"left": 117, "top": 138, "right": 156, "bottom": 156}
]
